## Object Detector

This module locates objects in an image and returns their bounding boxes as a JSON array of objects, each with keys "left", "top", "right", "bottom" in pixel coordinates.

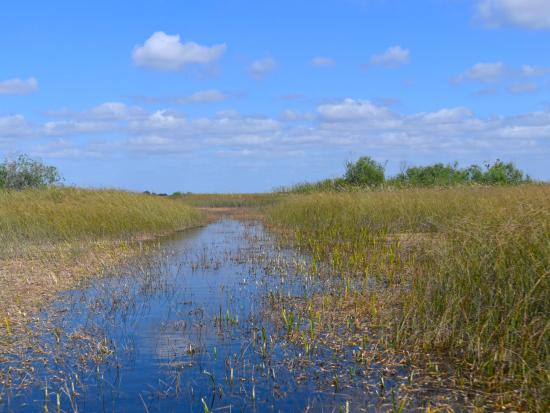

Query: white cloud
[
  {"left": 454, "top": 63, "right": 550, "bottom": 90},
  {"left": 280, "top": 110, "right": 315, "bottom": 121},
  {"left": 521, "top": 65, "right": 550, "bottom": 77},
  {"left": 0, "top": 114, "right": 34, "bottom": 138},
  {"left": 474, "top": 87, "right": 499, "bottom": 96},
  {"left": 206, "top": 134, "right": 272, "bottom": 146},
  {"left": 318, "top": 99, "right": 395, "bottom": 123},
  {"left": 249, "top": 57, "right": 275, "bottom": 79},
  {"left": 310, "top": 57, "right": 335, "bottom": 67},
  {"left": 46, "top": 102, "right": 145, "bottom": 122},
  {"left": 476, "top": 0, "right": 550, "bottom": 29},
  {"left": 85, "top": 102, "right": 142, "bottom": 120},
  {"left": 7, "top": 99, "right": 550, "bottom": 162},
  {"left": 182, "top": 89, "right": 227, "bottom": 103},
  {"left": 507, "top": 82, "right": 539, "bottom": 94},
  {"left": 369, "top": 46, "right": 410, "bottom": 67},
  {"left": 43, "top": 120, "right": 117, "bottom": 136},
  {"left": 413, "top": 107, "right": 474, "bottom": 123},
  {"left": 132, "top": 32, "right": 226, "bottom": 70},
  {"left": 453, "top": 62, "right": 505, "bottom": 83},
  {"left": 128, "top": 110, "right": 187, "bottom": 133},
  {"left": 0, "top": 77, "right": 38, "bottom": 95},
  {"left": 133, "top": 89, "right": 228, "bottom": 104},
  {"left": 314, "top": 99, "right": 550, "bottom": 148}
]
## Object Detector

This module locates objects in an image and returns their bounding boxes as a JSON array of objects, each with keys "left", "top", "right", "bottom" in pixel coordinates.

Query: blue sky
[{"left": 1, "top": 0, "right": 549, "bottom": 192}]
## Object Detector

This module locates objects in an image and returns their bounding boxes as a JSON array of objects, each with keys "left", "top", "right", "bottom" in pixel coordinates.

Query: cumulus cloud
[
  {"left": 133, "top": 89, "right": 228, "bottom": 104},
  {"left": 507, "top": 82, "right": 539, "bottom": 94},
  {"left": 453, "top": 62, "right": 505, "bottom": 83},
  {"left": 454, "top": 63, "right": 550, "bottom": 93},
  {"left": 318, "top": 99, "right": 395, "bottom": 123},
  {"left": 132, "top": 32, "right": 226, "bottom": 70},
  {"left": 310, "top": 57, "right": 335, "bottom": 67},
  {"left": 249, "top": 57, "right": 275, "bottom": 79},
  {"left": 0, "top": 77, "right": 38, "bottom": 95},
  {"left": 6, "top": 99, "right": 550, "bottom": 163},
  {"left": 521, "top": 65, "right": 550, "bottom": 77},
  {"left": 43, "top": 120, "right": 117, "bottom": 137},
  {"left": 280, "top": 110, "right": 315, "bottom": 121},
  {"left": 313, "top": 99, "right": 550, "bottom": 153},
  {"left": 413, "top": 107, "right": 474, "bottom": 123},
  {"left": 369, "top": 46, "right": 410, "bottom": 67},
  {"left": 85, "top": 102, "right": 144, "bottom": 120},
  {"left": 476, "top": 0, "right": 550, "bottom": 29},
  {"left": 46, "top": 102, "right": 145, "bottom": 121},
  {"left": 0, "top": 114, "right": 34, "bottom": 138}
]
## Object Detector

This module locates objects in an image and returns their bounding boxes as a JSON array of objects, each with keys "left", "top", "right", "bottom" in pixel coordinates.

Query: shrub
[
  {"left": 392, "top": 162, "right": 470, "bottom": 186},
  {"left": 0, "top": 155, "right": 62, "bottom": 190},
  {"left": 392, "top": 160, "right": 530, "bottom": 187},
  {"left": 482, "top": 159, "right": 528, "bottom": 184},
  {"left": 344, "top": 156, "right": 385, "bottom": 186}
]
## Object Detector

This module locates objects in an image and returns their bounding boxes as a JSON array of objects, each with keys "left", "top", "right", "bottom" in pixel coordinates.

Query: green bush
[
  {"left": 392, "top": 162, "right": 470, "bottom": 186},
  {"left": 280, "top": 156, "right": 530, "bottom": 194},
  {"left": 483, "top": 159, "right": 528, "bottom": 184},
  {"left": 344, "top": 156, "right": 385, "bottom": 186},
  {"left": 391, "top": 160, "right": 529, "bottom": 187},
  {"left": 0, "top": 155, "right": 62, "bottom": 190}
]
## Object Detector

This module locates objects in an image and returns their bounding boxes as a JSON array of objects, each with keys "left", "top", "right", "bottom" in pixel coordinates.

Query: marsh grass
[
  {"left": 266, "top": 184, "right": 550, "bottom": 410},
  {"left": 0, "top": 187, "right": 204, "bottom": 251},
  {"left": 174, "top": 192, "right": 284, "bottom": 208},
  {"left": 0, "top": 187, "right": 205, "bottom": 348}
]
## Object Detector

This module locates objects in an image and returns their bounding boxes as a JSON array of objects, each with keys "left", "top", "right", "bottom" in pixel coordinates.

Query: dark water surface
[{"left": 1, "top": 219, "right": 424, "bottom": 412}]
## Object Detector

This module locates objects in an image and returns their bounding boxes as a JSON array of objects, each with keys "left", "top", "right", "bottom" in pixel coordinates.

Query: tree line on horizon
[
  {"left": 0, "top": 154, "right": 534, "bottom": 192},
  {"left": 279, "top": 156, "right": 531, "bottom": 193}
]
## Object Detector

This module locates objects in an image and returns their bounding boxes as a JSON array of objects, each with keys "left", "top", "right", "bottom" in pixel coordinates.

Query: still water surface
[{"left": 1, "top": 219, "right": 414, "bottom": 412}]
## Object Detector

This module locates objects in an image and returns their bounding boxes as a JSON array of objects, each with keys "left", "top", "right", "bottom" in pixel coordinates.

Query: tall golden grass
[
  {"left": 0, "top": 187, "right": 204, "bottom": 250},
  {"left": 266, "top": 184, "right": 550, "bottom": 410},
  {"left": 175, "top": 192, "right": 283, "bottom": 208}
]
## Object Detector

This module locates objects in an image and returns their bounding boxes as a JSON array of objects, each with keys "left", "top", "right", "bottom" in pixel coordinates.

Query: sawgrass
[
  {"left": 174, "top": 192, "right": 284, "bottom": 208},
  {"left": 266, "top": 184, "right": 550, "bottom": 410},
  {"left": 0, "top": 187, "right": 205, "bottom": 345},
  {"left": 0, "top": 187, "right": 204, "bottom": 251}
]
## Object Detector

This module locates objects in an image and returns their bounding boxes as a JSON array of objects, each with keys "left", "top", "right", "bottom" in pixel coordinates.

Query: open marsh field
[
  {"left": 4, "top": 1, "right": 550, "bottom": 410},
  {"left": 0, "top": 185, "right": 549, "bottom": 412}
]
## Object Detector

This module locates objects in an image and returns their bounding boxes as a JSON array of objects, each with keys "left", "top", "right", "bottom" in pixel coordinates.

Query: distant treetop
[
  {"left": 0, "top": 155, "right": 62, "bottom": 190},
  {"left": 279, "top": 157, "right": 531, "bottom": 193}
]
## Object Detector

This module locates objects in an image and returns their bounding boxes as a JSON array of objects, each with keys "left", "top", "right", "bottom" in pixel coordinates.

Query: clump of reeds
[{"left": 266, "top": 184, "right": 550, "bottom": 411}]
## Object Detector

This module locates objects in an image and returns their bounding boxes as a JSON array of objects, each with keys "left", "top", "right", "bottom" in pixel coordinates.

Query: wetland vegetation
[
  {"left": 0, "top": 184, "right": 205, "bottom": 363},
  {"left": 0, "top": 156, "right": 548, "bottom": 412},
  {"left": 266, "top": 184, "right": 550, "bottom": 411}
]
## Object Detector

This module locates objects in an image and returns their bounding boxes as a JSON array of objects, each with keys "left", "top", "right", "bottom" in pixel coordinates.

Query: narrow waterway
[{"left": 0, "top": 219, "right": 448, "bottom": 412}]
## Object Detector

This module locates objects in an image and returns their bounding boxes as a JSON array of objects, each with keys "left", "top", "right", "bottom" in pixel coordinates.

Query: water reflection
[{"left": 1, "top": 219, "right": 422, "bottom": 412}]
